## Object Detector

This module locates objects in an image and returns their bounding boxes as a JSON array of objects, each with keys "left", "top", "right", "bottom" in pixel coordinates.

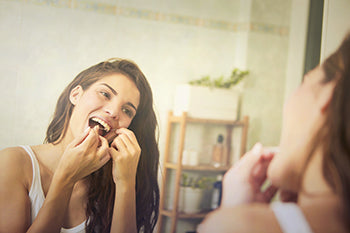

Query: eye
[
  {"left": 122, "top": 107, "right": 135, "bottom": 118},
  {"left": 100, "top": 91, "right": 111, "bottom": 99}
]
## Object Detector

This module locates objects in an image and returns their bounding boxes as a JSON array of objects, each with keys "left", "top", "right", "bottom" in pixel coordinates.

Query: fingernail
[
  {"left": 252, "top": 142, "right": 262, "bottom": 155},
  {"left": 263, "top": 146, "right": 280, "bottom": 154},
  {"left": 84, "top": 127, "right": 90, "bottom": 133}
]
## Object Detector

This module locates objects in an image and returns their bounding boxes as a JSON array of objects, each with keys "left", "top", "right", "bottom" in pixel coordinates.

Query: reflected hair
[
  {"left": 45, "top": 58, "right": 160, "bottom": 233},
  {"left": 320, "top": 33, "right": 350, "bottom": 230}
]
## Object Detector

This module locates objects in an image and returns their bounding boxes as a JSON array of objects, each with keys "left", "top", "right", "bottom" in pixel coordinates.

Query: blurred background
[{"left": 1, "top": 0, "right": 349, "bottom": 232}]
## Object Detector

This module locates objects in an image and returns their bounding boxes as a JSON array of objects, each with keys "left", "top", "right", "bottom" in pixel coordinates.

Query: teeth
[{"left": 91, "top": 117, "right": 111, "bottom": 132}]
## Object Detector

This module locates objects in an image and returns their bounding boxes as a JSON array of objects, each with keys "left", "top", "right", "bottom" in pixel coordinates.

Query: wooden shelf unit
[{"left": 157, "top": 111, "right": 249, "bottom": 233}]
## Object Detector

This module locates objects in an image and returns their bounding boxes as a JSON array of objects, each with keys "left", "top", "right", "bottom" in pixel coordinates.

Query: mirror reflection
[{"left": 2, "top": 0, "right": 341, "bottom": 232}]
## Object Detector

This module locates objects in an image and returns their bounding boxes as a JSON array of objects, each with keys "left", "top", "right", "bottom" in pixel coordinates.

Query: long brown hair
[
  {"left": 320, "top": 33, "right": 350, "bottom": 230},
  {"left": 45, "top": 59, "right": 160, "bottom": 232}
]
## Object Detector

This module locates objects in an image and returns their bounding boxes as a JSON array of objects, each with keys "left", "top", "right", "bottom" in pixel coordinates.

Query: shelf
[
  {"left": 165, "top": 162, "right": 231, "bottom": 172},
  {"left": 169, "top": 115, "right": 245, "bottom": 126},
  {"left": 157, "top": 112, "right": 249, "bottom": 233},
  {"left": 160, "top": 209, "right": 211, "bottom": 219}
]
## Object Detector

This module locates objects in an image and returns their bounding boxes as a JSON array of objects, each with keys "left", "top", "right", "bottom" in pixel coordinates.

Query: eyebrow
[{"left": 100, "top": 83, "right": 138, "bottom": 111}]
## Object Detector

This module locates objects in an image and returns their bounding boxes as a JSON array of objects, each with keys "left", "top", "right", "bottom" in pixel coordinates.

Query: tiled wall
[
  {"left": 0, "top": 0, "right": 291, "bottom": 149},
  {"left": 4, "top": 0, "right": 289, "bottom": 34}
]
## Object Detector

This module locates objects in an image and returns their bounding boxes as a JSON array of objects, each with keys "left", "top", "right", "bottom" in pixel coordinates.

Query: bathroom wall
[
  {"left": 0, "top": 0, "right": 291, "bottom": 151},
  {"left": 242, "top": 0, "right": 292, "bottom": 147},
  {"left": 0, "top": 0, "right": 242, "bottom": 151},
  {"left": 321, "top": 0, "right": 350, "bottom": 61}
]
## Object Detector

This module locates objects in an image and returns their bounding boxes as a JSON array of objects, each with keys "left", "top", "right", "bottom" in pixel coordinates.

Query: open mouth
[{"left": 89, "top": 117, "right": 111, "bottom": 137}]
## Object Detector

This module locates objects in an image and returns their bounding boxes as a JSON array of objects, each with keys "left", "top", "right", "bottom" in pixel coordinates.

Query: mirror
[
  {"left": 0, "top": 0, "right": 307, "bottom": 151},
  {"left": 0, "top": 1, "right": 310, "bottom": 232}
]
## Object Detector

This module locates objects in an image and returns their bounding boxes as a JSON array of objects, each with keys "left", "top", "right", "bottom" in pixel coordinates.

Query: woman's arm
[
  {"left": 0, "top": 148, "right": 32, "bottom": 233},
  {"left": 198, "top": 204, "right": 282, "bottom": 233},
  {"left": 0, "top": 126, "right": 110, "bottom": 233},
  {"left": 109, "top": 128, "right": 140, "bottom": 233},
  {"left": 197, "top": 143, "right": 279, "bottom": 233},
  {"left": 111, "top": 180, "right": 137, "bottom": 233},
  {"left": 0, "top": 149, "right": 78, "bottom": 233}
]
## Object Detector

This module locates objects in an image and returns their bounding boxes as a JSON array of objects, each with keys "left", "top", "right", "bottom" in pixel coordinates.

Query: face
[
  {"left": 68, "top": 73, "right": 140, "bottom": 142},
  {"left": 267, "top": 66, "right": 331, "bottom": 191}
]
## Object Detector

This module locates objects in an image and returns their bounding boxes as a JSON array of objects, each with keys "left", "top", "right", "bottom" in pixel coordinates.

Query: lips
[{"left": 89, "top": 117, "right": 111, "bottom": 137}]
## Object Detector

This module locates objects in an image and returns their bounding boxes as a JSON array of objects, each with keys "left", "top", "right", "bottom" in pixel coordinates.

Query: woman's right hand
[
  {"left": 220, "top": 143, "right": 278, "bottom": 208},
  {"left": 55, "top": 126, "right": 111, "bottom": 183}
]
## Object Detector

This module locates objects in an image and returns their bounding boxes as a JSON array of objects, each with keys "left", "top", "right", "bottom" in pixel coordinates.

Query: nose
[{"left": 104, "top": 102, "right": 120, "bottom": 120}]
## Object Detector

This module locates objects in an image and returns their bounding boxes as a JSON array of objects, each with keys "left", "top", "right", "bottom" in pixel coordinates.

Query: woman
[
  {"left": 0, "top": 58, "right": 159, "bottom": 233},
  {"left": 198, "top": 33, "right": 350, "bottom": 233}
]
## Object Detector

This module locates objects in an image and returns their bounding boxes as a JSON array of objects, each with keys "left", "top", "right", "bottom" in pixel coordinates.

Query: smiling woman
[{"left": 0, "top": 59, "right": 160, "bottom": 233}]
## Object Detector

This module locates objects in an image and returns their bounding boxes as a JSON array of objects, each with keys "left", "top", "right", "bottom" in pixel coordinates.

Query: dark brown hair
[
  {"left": 321, "top": 33, "right": 350, "bottom": 230},
  {"left": 45, "top": 58, "right": 159, "bottom": 232}
]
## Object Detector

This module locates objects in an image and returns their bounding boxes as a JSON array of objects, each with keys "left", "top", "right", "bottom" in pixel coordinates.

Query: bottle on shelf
[
  {"left": 211, "top": 134, "right": 227, "bottom": 167},
  {"left": 211, "top": 174, "right": 223, "bottom": 209}
]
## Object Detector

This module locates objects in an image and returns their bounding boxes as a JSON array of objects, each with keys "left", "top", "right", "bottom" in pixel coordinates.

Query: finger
[
  {"left": 116, "top": 128, "right": 139, "bottom": 146},
  {"left": 97, "top": 136, "right": 109, "bottom": 157},
  {"left": 99, "top": 153, "right": 111, "bottom": 167},
  {"left": 79, "top": 125, "right": 100, "bottom": 149},
  {"left": 116, "top": 133, "right": 138, "bottom": 152},
  {"left": 71, "top": 127, "right": 91, "bottom": 147},
  {"left": 235, "top": 143, "right": 264, "bottom": 173},
  {"left": 111, "top": 135, "right": 128, "bottom": 154},
  {"left": 92, "top": 136, "right": 111, "bottom": 168},
  {"left": 261, "top": 152, "right": 275, "bottom": 160},
  {"left": 250, "top": 159, "right": 272, "bottom": 190},
  {"left": 105, "top": 129, "right": 118, "bottom": 144},
  {"left": 251, "top": 158, "right": 272, "bottom": 179},
  {"left": 108, "top": 146, "right": 118, "bottom": 160},
  {"left": 261, "top": 185, "right": 278, "bottom": 202}
]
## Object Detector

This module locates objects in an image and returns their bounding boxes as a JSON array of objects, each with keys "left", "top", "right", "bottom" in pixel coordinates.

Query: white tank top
[
  {"left": 271, "top": 202, "right": 313, "bottom": 233},
  {"left": 21, "top": 145, "right": 86, "bottom": 233}
]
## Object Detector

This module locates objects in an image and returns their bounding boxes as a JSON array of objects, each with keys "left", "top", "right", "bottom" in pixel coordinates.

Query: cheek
[{"left": 118, "top": 117, "right": 133, "bottom": 129}]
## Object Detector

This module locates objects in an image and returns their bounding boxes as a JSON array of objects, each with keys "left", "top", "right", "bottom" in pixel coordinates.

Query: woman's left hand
[{"left": 109, "top": 128, "right": 141, "bottom": 185}]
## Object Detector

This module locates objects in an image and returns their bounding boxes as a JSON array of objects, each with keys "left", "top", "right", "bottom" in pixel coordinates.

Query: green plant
[
  {"left": 189, "top": 68, "right": 249, "bottom": 89},
  {"left": 181, "top": 174, "right": 216, "bottom": 189}
]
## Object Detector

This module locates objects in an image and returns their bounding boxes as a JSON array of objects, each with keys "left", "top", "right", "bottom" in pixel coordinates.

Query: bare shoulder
[
  {"left": 0, "top": 146, "right": 32, "bottom": 187},
  {"left": 0, "top": 147, "right": 33, "bottom": 232},
  {"left": 198, "top": 204, "right": 282, "bottom": 233}
]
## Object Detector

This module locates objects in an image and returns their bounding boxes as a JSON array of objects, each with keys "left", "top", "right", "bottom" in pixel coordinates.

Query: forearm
[
  {"left": 110, "top": 181, "right": 137, "bottom": 233},
  {"left": 27, "top": 173, "right": 75, "bottom": 233}
]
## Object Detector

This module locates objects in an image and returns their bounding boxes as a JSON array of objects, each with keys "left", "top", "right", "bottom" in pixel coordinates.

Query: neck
[
  {"left": 297, "top": 146, "right": 347, "bottom": 232},
  {"left": 35, "top": 133, "right": 73, "bottom": 174},
  {"left": 298, "top": 145, "right": 340, "bottom": 206}
]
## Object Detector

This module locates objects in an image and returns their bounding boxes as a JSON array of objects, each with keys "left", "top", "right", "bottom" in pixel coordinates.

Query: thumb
[
  {"left": 237, "top": 143, "right": 264, "bottom": 172},
  {"left": 70, "top": 127, "right": 91, "bottom": 147}
]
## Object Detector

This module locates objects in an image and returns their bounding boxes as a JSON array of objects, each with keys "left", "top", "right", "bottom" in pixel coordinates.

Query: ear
[
  {"left": 69, "top": 85, "right": 83, "bottom": 106},
  {"left": 318, "top": 81, "right": 336, "bottom": 114}
]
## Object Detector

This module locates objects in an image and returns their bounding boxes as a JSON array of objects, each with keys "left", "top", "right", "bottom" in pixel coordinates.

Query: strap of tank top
[
  {"left": 20, "top": 145, "right": 44, "bottom": 198},
  {"left": 271, "top": 202, "right": 313, "bottom": 233}
]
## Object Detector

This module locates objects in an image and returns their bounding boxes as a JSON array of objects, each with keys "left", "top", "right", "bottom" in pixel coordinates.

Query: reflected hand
[
  {"left": 109, "top": 128, "right": 141, "bottom": 185},
  {"left": 56, "top": 126, "right": 111, "bottom": 183},
  {"left": 220, "top": 143, "right": 278, "bottom": 207}
]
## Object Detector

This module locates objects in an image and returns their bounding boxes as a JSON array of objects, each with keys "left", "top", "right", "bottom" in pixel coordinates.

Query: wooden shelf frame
[
  {"left": 165, "top": 162, "right": 231, "bottom": 172},
  {"left": 157, "top": 111, "right": 249, "bottom": 233},
  {"left": 160, "top": 209, "right": 211, "bottom": 219}
]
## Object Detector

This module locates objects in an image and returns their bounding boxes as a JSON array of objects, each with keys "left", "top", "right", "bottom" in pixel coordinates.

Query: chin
[{"left": 268, "top": 160, "right": 301, "bottom": 192}]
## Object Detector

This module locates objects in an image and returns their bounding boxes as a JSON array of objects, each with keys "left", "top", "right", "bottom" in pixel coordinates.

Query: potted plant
[
  {"left": 179, "top": 174, "right": 215, "bottom": 213},
  {"left": 173, "top": 69, "right": 249, "bottom": 121}
]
